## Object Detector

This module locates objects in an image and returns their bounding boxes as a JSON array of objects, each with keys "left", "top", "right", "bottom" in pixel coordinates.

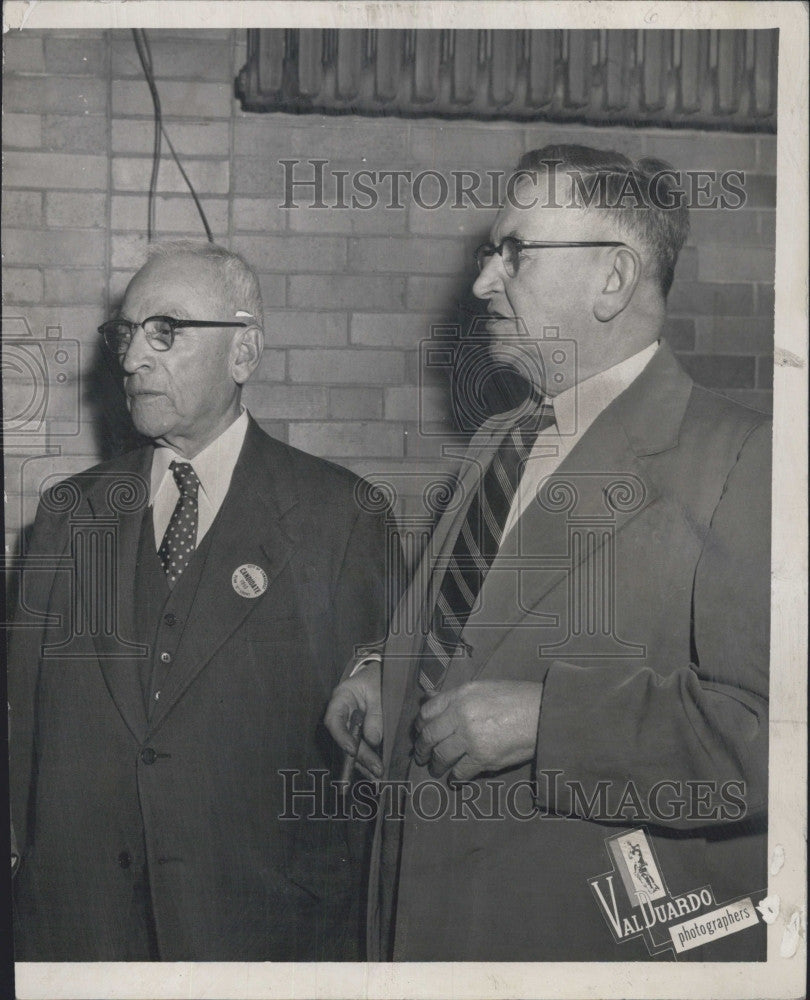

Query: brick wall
[{"left": 3, "top": 29, "right": 776, "bottom": 551}]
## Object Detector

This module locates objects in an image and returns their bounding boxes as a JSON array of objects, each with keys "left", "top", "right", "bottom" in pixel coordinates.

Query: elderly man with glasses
[
  {"left": 8, "top": 240, "right": 391, "bottom": 961},
  {"left": 326, "top": 145, "right": 771, "bottom": 962}
]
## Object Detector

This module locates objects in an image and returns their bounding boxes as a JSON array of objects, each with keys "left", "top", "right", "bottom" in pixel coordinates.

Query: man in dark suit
[
  {"left": 326, "top": 147, "right": 771, "bottom": 961},
  {"left": 8, "top": 241, "right": 390, "bottom": 961}
]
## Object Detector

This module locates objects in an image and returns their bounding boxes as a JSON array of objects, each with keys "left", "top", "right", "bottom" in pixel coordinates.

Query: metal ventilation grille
[{"left": 236, "top": 29, "right": 777, "bottom": 132}]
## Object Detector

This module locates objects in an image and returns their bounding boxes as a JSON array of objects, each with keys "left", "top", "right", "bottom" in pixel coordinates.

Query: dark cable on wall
[
  {"left": 131, "top": 28, "right": 160, "bottom": 241},
  {"left": 131, "top": 29, "right": 214, "bottom": 243}
]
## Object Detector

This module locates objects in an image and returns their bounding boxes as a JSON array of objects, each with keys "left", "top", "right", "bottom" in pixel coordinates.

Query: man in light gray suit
[{"left": 326, "top": 146, "right": 771, "bottom": 962}]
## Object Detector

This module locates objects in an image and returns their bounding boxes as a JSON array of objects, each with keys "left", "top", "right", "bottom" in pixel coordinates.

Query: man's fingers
[
  {"left": 413, "top": 714, "right": 457, "bottom": 763},
  {"left": 343, "top": 754, "right": 380, "bottom": 783},
  {"left": 324, "top": 691, "right": 361, "bottom": 754},
  {"left": 416, "top": 690, "right": 450, "bottom": 722},
  {"left": 427, "top": 736, "right": 466, "bottom": 778},
  {"left": 450, "top": 755, "right": 483, "bottom": 783},
  {"left": 354, "top": 739, "right": 383, "bottom": 778},
  {"left": 362, "top": 706, "right": 383, "bottom": 749},
  {"left": 351, "top": 761, "right": 380, "bottom": 782},
  {"left": 324, "top": 667, "right": 382, "bottom": 755}
]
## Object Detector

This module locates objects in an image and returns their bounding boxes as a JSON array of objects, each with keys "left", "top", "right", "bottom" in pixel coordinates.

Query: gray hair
[
  {"left": 145, "top": 240, "right": 264, "bottom": 327},
  {"left": 517, "top": 146, "right": 690, "bottom": 298}
]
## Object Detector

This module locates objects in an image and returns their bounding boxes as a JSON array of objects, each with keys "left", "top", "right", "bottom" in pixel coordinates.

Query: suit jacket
[
  {"left": 9, "top": 418, "right": 391, "bottom": 961},
  {"left": 370, "top": 343, "right": 771, "bottom": 961}
]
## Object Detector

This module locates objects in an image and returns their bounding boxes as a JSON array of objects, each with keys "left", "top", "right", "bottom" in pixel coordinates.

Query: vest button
[
  {"left": 118, "top": 851, "right": 132, "bottom": 869},
  {"left": 164, "top": 613, "right": 177, "bottom": 626},
  {"left": 160, "top": 651, "right": 172, "bottom": 664},
  {"left": 141, "top": 747, "right": 157, "bottom": 765}
]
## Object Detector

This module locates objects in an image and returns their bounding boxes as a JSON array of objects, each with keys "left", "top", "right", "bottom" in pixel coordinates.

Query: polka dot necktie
[{"left": 157, "top": 461, "right": 200, "bottom": 590}]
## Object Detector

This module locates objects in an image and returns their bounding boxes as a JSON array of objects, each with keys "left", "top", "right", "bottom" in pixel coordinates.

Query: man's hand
[
  {"left": 324, "top": 659, "right": 383, "bottom": 778},
  {"left": 413, "top": 681, "right": 543, "bottom": 782}
]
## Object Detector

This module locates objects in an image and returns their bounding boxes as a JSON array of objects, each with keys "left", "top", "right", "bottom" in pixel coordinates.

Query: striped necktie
[
  {"left": 419, "top": 401, "right": 556, "bottom": 692},
  {"left": 157, "top": 461, "right": 200, "bottom": 589}
]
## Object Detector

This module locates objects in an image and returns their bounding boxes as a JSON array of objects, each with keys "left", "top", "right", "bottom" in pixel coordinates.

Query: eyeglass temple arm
[
  {"left": 172, "top": 320, "right": 249, "bottom": 328},
  {"left": 98, "top": 319, "right": 248, "bottom": 333}
]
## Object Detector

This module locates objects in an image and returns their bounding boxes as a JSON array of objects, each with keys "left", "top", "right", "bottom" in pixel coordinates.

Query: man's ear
[
  {"left": 593, "top": 246, "right": 642, "bottom": 322},
  {"left": 231, "top": 326, "right": 263, "bottom": 385}
]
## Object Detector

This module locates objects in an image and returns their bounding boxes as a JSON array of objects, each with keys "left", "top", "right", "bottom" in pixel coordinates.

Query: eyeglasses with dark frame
[
  {"left": 474, "top": 237, "right": 629, "bottom": 278},
  {"left": 98, "top": 315, "right": 249, "bottom": 357}
]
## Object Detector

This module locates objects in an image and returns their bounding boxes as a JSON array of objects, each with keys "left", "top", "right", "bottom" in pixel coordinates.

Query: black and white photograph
[{"left": 2, "top": 2, "right": 807, "bottom": 998}]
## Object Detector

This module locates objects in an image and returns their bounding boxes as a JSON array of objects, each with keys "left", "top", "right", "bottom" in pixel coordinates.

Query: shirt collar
[
  {"left": 548, "top": 341, "right": 659, "bottom": 432},
  {"left": 149, "top": 408, "right": 250, "bottom": 505}
]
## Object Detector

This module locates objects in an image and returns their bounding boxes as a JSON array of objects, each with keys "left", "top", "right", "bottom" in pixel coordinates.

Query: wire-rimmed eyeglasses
[
  {"left": 474, "top": 237, "right": 628, "bottom": 278},
  {"left": 98, "top": 316, "right": 249, "bottom": 357}
]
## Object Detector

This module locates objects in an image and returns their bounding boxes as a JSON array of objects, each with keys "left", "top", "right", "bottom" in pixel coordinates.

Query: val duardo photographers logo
[
  {"left": 589, "top": 828, "right": 763, "bottom": 956},
  {"left": 1, "top": 316, "right": 81, "bottom": 437},
  {"left": 419, "top": 317, "right": 579, "bottom": 437}
]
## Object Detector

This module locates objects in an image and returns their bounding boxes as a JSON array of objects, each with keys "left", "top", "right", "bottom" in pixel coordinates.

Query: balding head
[
  {"left": 144, "top": 240, "right": 264, "bottom": 328},
  {"left": 118, "top": 241, "right": 264, "bottom": 458}
]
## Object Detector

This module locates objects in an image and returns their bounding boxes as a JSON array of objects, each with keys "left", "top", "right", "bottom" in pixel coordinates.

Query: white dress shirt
[
  {"left": 502, "top": 341, "right": 659, "bottom": 539},
  {"left": 349, "top": 343, "right": 660, "bottom": 678},
  {"left": 150, "top": 408, "right": 250, "bottom": 549}
]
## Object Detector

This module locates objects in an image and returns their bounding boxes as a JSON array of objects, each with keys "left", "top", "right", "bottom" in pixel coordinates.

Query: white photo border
[{"left": 4, "top": 2, "right": 807, "bottom": 998}]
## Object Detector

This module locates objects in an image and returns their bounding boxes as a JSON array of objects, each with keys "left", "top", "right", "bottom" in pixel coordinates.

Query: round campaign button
[{"left": 232, "top": 563, "right": 268, "bottom": 599}]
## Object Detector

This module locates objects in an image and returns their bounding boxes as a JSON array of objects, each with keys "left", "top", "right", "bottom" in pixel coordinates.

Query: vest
[
  {"left": 133, "top": 506, "right": 215, "bottom": 718},
  {"left": 123, "top": 507, "right": 219, "bottom": 958}
]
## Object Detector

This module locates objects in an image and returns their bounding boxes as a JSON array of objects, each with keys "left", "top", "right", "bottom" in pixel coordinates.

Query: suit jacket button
[
  {"left": 118, "top": 851, "right": 132, "bottom": 869},
  {"left": 141, "top": 747, "right": 157, "bottom": 765},
  {"left": 164, "top": 613, "right": 177, "bottom": 626}
]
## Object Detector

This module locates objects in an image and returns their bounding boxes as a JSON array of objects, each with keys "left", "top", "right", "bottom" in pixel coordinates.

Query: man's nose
[
  {"left": 472, "top": 253, "right": 503, "bottom": 300},
  {"left": 120, "top": 324, "right": 155, "bottom": 374}
]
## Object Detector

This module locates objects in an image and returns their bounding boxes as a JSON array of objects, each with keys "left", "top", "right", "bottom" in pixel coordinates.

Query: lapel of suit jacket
[
  {"left": 85, "top": 446, "right": 153, "bottom": 740},
  {"left": 381, "top": 417, "right": 536, "bottom": 767},
  {"left": 380, "top": 431, "right": 505, "bottom": 769},
  {"left": 455, "top": 341, "right": 694, "bottom": 680},
  {"left": 148, "top": 419, "right": 296, "bottom": 732}
]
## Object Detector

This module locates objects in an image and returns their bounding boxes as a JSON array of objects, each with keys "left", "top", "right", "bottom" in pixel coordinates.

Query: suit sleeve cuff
[
  {"left": 349, "top": 652, "right": 382, "bottom": 676},
  {"left": 342, "top": 651, "right": 383, "bottom": 681}
]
